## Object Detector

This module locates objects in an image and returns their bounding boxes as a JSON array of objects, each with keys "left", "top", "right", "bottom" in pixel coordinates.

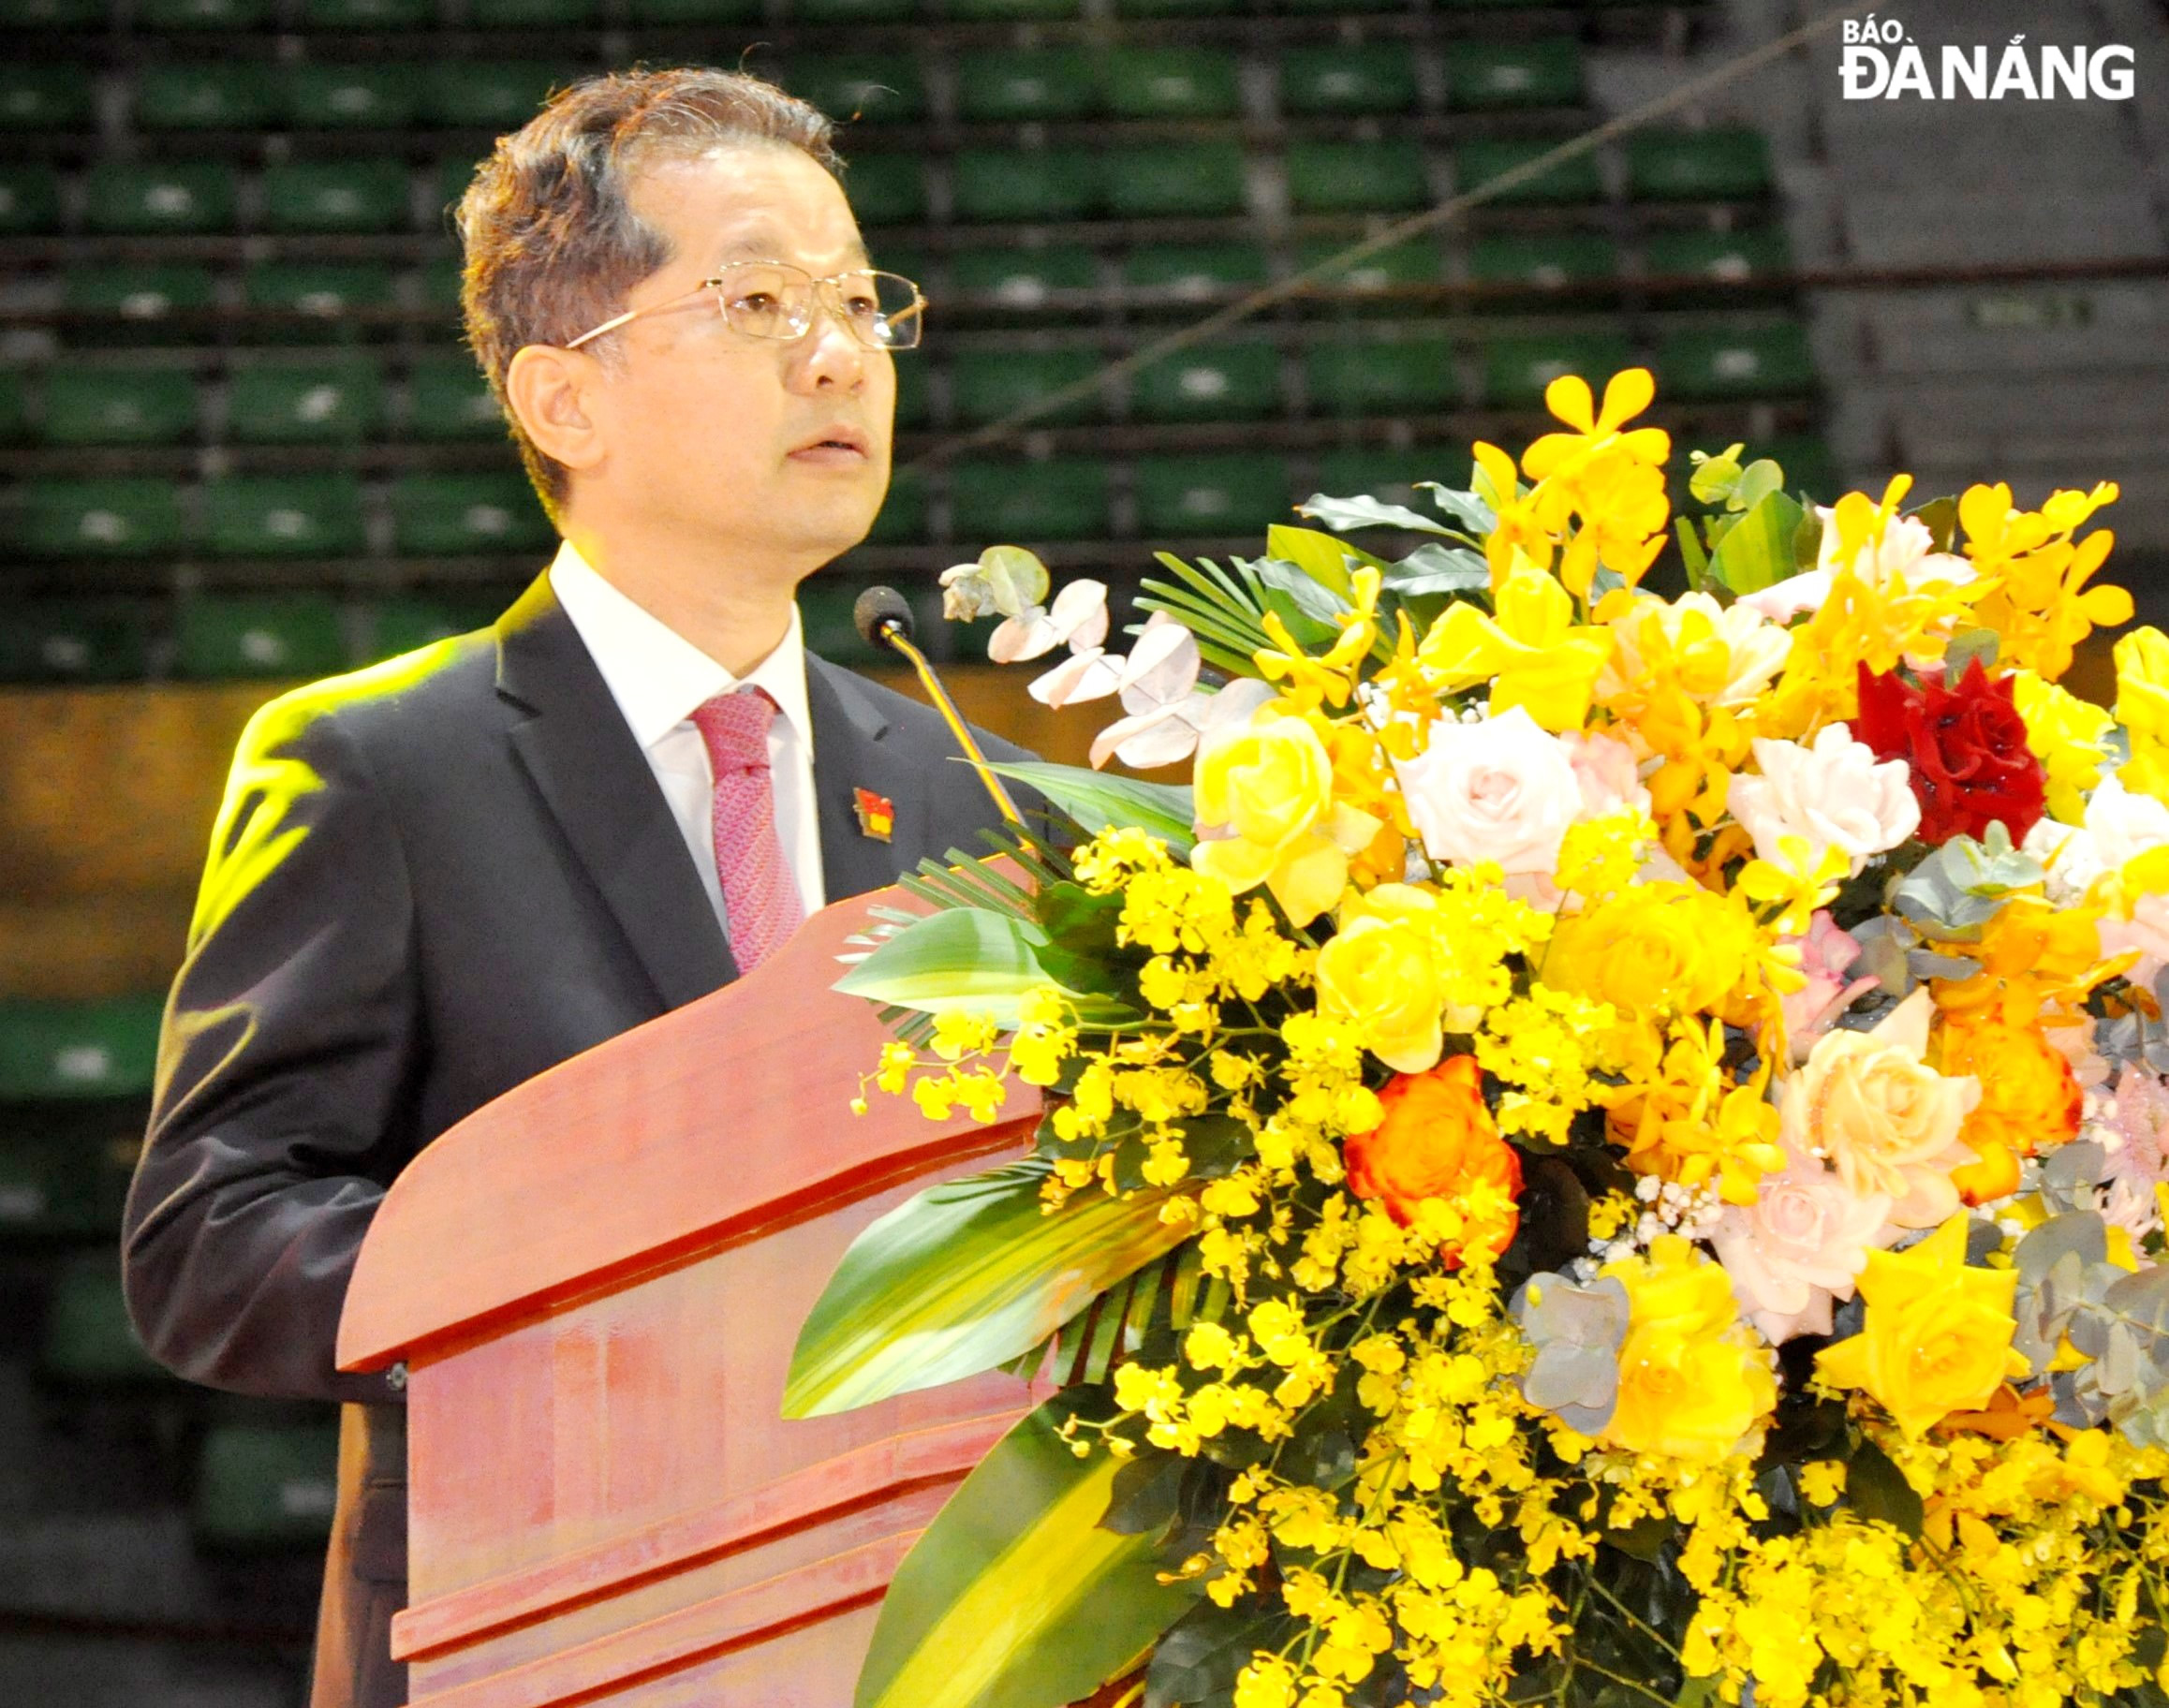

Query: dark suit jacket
[{"left": 122, "top": 570, "right": 1036, "bottom": 1708}]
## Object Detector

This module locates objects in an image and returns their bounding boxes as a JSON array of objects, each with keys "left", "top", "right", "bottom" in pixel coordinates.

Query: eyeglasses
[{"left": 564, "top": 260, "right": 926, "bottom": 353}]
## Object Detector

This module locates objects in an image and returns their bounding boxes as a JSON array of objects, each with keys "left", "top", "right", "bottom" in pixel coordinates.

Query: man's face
[{"left": 580, "top": 143, "right": 897, "bottom": 576}]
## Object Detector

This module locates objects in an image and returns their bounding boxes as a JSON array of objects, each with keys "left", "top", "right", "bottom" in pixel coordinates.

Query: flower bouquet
[{"left": 786, "top": 367, "right": 2169, "bottom": 1708}]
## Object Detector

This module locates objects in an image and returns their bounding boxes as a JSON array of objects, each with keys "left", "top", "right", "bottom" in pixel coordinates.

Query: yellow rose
[
  {"left": 1599, "top": 1234, "right": 1777, "bottom": 1462},
  {"left": 2115, "top": 626, "right": 2169, "bottom": 804},
  {"left": 1192, "top": 713, "right": 1380, "bottom": 927},
  {"left": 1814, "top": 1212, "right": 2028, "bottom": 1436},
  {"left": 1414, "top": 565, "right": 1613, "bottom": 733},
  {"left": 1315, "top": 885, "right": 1447, "bottom": 1073},
  {"left": 1780, "top": 989, "right": 1977, "bottom": 1230},
  {"left": 1542, "top": 883, "right": 1756, "bottom": 1023}
]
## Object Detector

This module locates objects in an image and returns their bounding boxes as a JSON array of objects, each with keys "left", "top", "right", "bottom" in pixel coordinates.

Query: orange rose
[
  {"left": 1344, "top": 1056, "right": 1522, "bottom": 1263},
  {"left": 1938, "top": 1012, "right": 2082, "bottom": 1205}
]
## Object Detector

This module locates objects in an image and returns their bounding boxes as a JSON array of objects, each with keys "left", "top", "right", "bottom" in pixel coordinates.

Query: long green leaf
[
  {"left": 983, "top": 762, "right": 1197, "bottom": 855},
  {"left": 1708, "top": 488, "right": 1806, "bottom": 595},
  {"left": 785, "top": 1159, "right": 1190, "bottom": 1417},
  {"left": 834, "top": 907, "right": 1131, "bottom": 1027},
  {"left": 856, "top": 1394, "right": 1203, "bottom": 1708}
]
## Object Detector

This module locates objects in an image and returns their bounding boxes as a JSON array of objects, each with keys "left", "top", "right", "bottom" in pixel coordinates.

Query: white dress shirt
[{"left": 548, "top": 541, "right": 826, "bottom": 941}]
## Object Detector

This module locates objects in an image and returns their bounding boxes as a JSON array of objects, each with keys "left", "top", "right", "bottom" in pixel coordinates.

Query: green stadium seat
[
  {"left": 1761, "top": 435, "right": 1838, "bottom": 504},
  {"left": 0, "top": 371, "right": 24, "bottom": 443},
  {"left": 842, "top": 155, "right": 927, "bottom": 227},
  {"left": 952, "top": 151, "right": 1096, "bottom": 224},
  {"left": 406, "top": 354, "right": 503, "bottom": 440},
  {"left": 362, "top": 596, "right": 499, "bottom": 662},
  {"left": 0, "top": 167, "right": 62, "bottom": 233},
  {"left": 1445, "top": 39, "right": 1583, "bottom": 110},
  {"left": 1131, "top": 338, "right": 1281, "bottom": 422},
  {"left": 228, "top": 359, "right": 386, "bottom": 444},
  {"left": 944, "top": 0, "right": 1080, "bottom": 19},
  {"left": 468, "top": 0, "right": 597, "bottom": 23},
  {"left": 1653, "top": 321, "right": 1816, "bottom": 401},
  {"left": 13, "top": 479, "right": 185, "bottom": 558},
  {"left": 1626, "top": 128, "right": 1773, "bottom": 202},
  {"left": 1278, "top": 46, "right": 1419, "bottom": 116},
  {"left": 0, "top": 998, "right": 163, "bottom": 1099},
  {"left": 1133, "top": 453, "right": 1291, "bottom": 537},
  {"left": 62, "top": 264, "right": 219, "bottom": 329},
  {"left": 284, "top": 64, "right": 417, "bottom": 130},
  {"left": 135, "top": 64, "right": 276, "bottom": 131},
  {"left": 389, "top": 472, "right": 552, "bottom": 554},
  {"left": 1642, "top": 225, "right": 1793, "bottom": 290},
  {"left": 1315, "top": 447, "right": 1456, "bottom": 511},
  {"left": 951, "top": 246, "right": 1096, "bottom": 307},
  {"left": 1274, "top": 0, "right": 1393, "bottom": 11},
  {"left": 1305, "top": 335, "right": 1459, "bottom": 415},
  {"left": 0, "top": 66, "right": 95, "bottom": 131},
  {"left": 432, "top": 155, "right": 485, "bottom": 228},
  {"left": 0, "top": 0, "right": 105, "bottom": 23},
  {"left": 0, "top": 601, "right": 154, "bottom": 685},
  {"left": 789, "top": 55, "right": 927, "bottom": 125},
  {"left": 84, "top": 162, "right": 238, "bottom": 234},
  {"left": 1296, "top": 237, "right": 1442, "bottom": 295},
  {"left": 1479, "top": 331, "right": 1636, "bottom": 407},
  {"left": 1114, "top": 0, "right": 1241, "bottom": 13},
  {"left": 952, "top": 50, "right": 1099, "bottom": 123},
  {"left": 302, "top": 0, "right": 435, "bottom": 24},
  {"left": 242, "top": 262, "right": 398, "bottom": 340},
  {"left": 951, "top": 458, "right": 1108, "bottom": 541},
  {"left": 417, "top": 257, "right": 465, "bottom": 317},
  {"left": 1453, "top": 138, "right": 1602, "bottom": 206},
  {"left": 626, "top": 0, "right": 762, "bottom": 19},
  {"left": 137, "top": 0, "right": 274, "bottom": 25},
  {"left": 862, "top": 465, "right": 929, "bottom": 545},
  {"left": 1121, "top": 243, "right": 1269, "bottom": 306},
  {"left": 1285, "top": 142, "right": 1429, "bottom": 214},
  {"left": 41, "top": 367, "right": 199, "bottom": 446},
  {"left": 893, "top": 356, "right": 931, "bottom": 430},
  {"left": 177, "top": 593, "right": 351, "bottom": 676},
  {"left": 952, "top": 347, "right": 1104, "bottom": 427},
  {"left": 0, "top": 1126, "right": 102, "bottom": 1238},
  {"left": 200, "top": 478, "right": 368, "bottom": 559},
  {"left": 42, "top": 1250, "right": 172, "bottom": 1385},
  {"left": 1104, "top": 143, "right": 1247, "bottom": 218},
  {"left": 1466, "top": 231, "right": 1621, "bottom": 301},
  {"left": 191, "top": 1422, "right": 341, "bottom": 1548},
  {"left": 262, "top": 161, "right": 410, "bottom": 233},
  {"left": 797, "top": 0, "right": 913, "bottom": 20},
  {"left": 1104, "top": 50, "right": 1241, "bottom": 120},
  {"left": 420, "top": 62, "right": 566, "bottom": 128}
]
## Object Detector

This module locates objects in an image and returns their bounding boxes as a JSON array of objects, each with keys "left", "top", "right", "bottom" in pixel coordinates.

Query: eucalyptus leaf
[
  {"left": 1891, "top": 826, "right": 2046, "bottom": 936},
  {"left": 785, "top": 1158, "right": 1192, "bottom": 1417},
  {"left": 857, "top": 1394, "right": 1202, "bottom": 1708}
]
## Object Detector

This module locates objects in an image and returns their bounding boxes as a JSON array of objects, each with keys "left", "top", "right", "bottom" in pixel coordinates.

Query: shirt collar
[{"left": 547, "top": 539, "right": 815, "bottom": 757}]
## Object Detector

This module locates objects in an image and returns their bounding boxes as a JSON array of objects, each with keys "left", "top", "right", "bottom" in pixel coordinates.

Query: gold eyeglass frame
[{"left": 562, "top": 260, "right": 927, "bottom": 353}]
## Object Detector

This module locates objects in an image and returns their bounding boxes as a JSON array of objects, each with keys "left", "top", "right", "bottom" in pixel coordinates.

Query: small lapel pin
[{"left": 854, "top": 787, "right": 895, "bottom": 842}]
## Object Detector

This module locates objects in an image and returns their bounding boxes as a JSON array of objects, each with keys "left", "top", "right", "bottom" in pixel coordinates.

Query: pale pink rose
[
  {"left": 992, "top": 578, "right": 1108, "bottom": 663},
  {"left": 2087, "top": 776, "right": 2169, "bottom": 869},
  {"left": 1559, "top": 729, "right": 1650, "bottom": 819},
  {"left": 1396, "top": 706, "right": 1581, "bottom": 876},
  {"left": 2101, "top": 1067, "right": 2169, "bottom": 1194},
  {"left": 1778, "top": 989, "right": 1980, "bottom": 1230},
  {"left": 2099, "top": 891, "right": 2169, "bottom": 990},
  {"left": 1708, "top": 1144, "right": 1896, "bottom": 1344},
  {"left": 1727, "top": 724, "right": 1920, "bottom": 876},
  {"left": 1779, "top": 911, "right": 1880, "bottom": 1063},
  {"left": 1737, "top": 570, "right": 1832, "bottom": 624}
]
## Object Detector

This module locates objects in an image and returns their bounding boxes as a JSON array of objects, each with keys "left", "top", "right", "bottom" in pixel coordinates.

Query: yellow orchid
[
  {"left": 1961, "top": 479, "right": 2130, "bottom": 681},
  {"left": 1414, "top": 564, "right": 1613, "bottom": 732},
  {"left": 2011, "top": 670, "right": 2114, "bottom": 821},
  {"left": 1734, "top": 835, "right": 1848, "bottom": 938},
  {"left": 1255, "top": 566, "right": 1381, "bottom": 713},
  {"left": 1521, "top": 367, "right": 1673, "bottom": 484},
  {"left": 2117, "top": 626, "right": 2169, "bottom": 803},
  {"left": 1472, "top": 440, "right": 1555, "bottom": 588}
]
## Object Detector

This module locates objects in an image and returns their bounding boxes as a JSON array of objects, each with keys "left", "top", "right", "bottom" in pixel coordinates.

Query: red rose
[{"left": 1852, "top": 660, "right": 2045, "bottom": 847}]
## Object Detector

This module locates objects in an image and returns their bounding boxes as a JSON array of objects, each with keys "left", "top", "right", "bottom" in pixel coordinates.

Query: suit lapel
[
  {"left": 805, "top": 655, "right": 923, "bottom": 904},
  {"left": 494, "top": 573, "right": 736, "bottom": 1010}
]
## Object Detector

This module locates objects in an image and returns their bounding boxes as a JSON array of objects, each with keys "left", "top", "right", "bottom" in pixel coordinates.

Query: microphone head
[{"left": 853, "top": 584, "right": 916, "bottom": 652}]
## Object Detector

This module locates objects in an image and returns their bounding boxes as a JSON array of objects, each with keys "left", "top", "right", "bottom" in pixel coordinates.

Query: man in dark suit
[{"left": 122, "top": 67, "right": 1033, "bottom": 1708}]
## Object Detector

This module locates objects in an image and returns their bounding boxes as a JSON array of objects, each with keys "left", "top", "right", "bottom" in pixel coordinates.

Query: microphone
[{"left": 853, "top": 585, "right": 1024, "bottom": 829}]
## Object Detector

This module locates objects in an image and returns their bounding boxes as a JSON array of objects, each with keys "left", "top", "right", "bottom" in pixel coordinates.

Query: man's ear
[{"left": 505, "top": 345, "right": 606, "bottom": 475}]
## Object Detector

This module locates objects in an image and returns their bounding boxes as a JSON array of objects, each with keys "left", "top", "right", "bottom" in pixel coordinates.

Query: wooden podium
[{"left": 336, "top": 884, "right": 1042, "bottom": 1707}]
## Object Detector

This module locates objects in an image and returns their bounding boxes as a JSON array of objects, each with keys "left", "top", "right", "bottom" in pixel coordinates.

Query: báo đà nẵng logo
[{"left": 1840, "top": 17, "right": 2135, "bottom": 100}]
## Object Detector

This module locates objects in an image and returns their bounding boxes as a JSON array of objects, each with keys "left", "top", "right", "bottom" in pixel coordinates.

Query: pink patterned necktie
[{"left": 688, "top": 688, "right": 805, "bottom": 974}]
